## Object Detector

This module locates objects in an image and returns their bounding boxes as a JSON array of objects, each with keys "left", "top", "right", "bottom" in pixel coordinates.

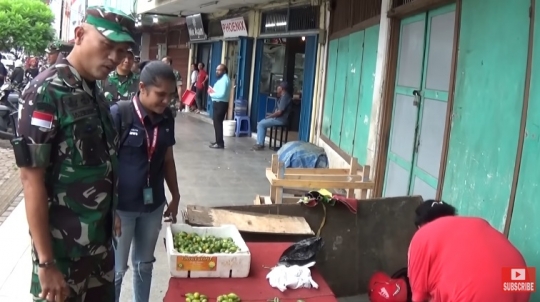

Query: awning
[{"left": 137, "top": 0, "right": 274, "bottom": 15}]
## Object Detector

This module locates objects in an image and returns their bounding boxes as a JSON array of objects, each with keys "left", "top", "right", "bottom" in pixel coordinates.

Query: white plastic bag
[{"left": 266, "top": 262, "right": 319, "bottom": 292}]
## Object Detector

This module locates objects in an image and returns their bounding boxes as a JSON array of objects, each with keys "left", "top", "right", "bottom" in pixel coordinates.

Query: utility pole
[{"left": 58, "top": 0, "right": 65, "bottom": 40}]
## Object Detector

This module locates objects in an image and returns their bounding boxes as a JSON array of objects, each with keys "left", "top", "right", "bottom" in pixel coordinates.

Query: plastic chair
[{"left": 234, "top": 115, "right": 251, "bottom": 137}]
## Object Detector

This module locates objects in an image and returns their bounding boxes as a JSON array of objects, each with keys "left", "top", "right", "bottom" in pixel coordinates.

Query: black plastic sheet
[{"left": 278, "top": 237, "right": 325, "bottom": 266}]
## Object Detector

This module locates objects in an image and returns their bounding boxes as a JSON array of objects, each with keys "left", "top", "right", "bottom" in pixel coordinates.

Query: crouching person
[
  {"left": 111, "top": 60, "right": 181, "bottom": 302},
  {"left": 408, "top": 200, "right": 530, "bottom": 302}
]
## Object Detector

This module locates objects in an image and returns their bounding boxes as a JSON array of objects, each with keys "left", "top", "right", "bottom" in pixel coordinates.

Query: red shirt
[
  {"left": 408, "top": 216, "right": 530, "bottom": 302},
  {"left": 196, "top": 69, "right": 207, "bottom": 89}
]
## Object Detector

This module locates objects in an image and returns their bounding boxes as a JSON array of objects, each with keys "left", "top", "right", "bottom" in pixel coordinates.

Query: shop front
[
  {"left": 221, "top": 16, "right": 253, "bottom": 103},
  {"left": 250, "top": 5, "right": 320, "bottom": 142},
  {"left": 186, "top": 13, "right": 219, "bottom": 116}
]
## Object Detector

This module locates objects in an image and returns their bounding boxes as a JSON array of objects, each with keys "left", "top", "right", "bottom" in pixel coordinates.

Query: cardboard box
[{"left": 166, "top": 224, "right": 251, "bottom": 278}]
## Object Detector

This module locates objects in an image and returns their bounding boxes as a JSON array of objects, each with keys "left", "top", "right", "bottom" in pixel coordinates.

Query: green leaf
[{"left": 0, "top": 0, "right": 55, "bottom": 55}]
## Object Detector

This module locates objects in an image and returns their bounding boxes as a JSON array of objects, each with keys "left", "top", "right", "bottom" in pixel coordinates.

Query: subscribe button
[{"left": 502, "top": 267, "right": 536, "bottom": 292}]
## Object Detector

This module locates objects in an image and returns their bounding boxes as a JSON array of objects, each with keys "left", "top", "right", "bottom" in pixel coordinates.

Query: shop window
[
  {"left": 259, "top": 40, "right": 286, "bottom": 94},
  {"left": 261, "top": 9, "right": 288, "bottom": 34},
  {"left": 261, "top": 6, "right": 319, "bottom": 34},
  {"left": 294, "top": 53, "right": 305, "bottom": 95},
  {"left": 288, "top": 6, "right": 319, "bottom": 31}
]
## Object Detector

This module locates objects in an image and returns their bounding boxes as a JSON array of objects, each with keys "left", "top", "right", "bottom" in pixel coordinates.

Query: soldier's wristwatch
[{"left": 38, "top": 260, "right": 56, "bottom": 268}]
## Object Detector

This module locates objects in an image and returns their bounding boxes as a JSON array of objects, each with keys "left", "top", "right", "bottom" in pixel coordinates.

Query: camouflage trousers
[
  {"left": 30, "top": 247, "right": 115, "bottom": 302},
  {"left": 170, "top": 98, "right": 179, "bottom": 117}
]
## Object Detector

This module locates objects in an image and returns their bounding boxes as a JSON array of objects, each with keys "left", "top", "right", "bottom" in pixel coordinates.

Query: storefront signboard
[
  {"left": 221, "top": 17, "right": 248, "bottom": 38},
  {"left": 186, "top": 14, "right": 207, "bottom": 41}
]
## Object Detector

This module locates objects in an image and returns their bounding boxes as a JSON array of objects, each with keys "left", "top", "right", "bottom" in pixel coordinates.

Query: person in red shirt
[
  {"left": 195, "top": 62, "right": 208, "bottom": 113},
  {"left": 408, "top": 200, "right": 530, "bottom": 302}
]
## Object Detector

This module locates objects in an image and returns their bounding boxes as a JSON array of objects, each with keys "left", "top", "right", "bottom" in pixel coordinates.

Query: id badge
[{"left": 143, "top": 187, "right": 153, "bottom": 205}]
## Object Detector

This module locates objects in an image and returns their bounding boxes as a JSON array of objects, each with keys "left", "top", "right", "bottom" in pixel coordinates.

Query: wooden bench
[{"left": 260, "top": 154, "right": 374, "bottom": 204}]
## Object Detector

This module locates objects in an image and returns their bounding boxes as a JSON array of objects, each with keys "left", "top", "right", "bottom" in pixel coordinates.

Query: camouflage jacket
[
  {"left": 98, "top": 70, "right": 139, "bottom": 104},
  {"left": 17, "top": 56, "right": 119, "bottom": 258},
  {"left": 170, "top": 69, "right": 182, "bottom": 109}
]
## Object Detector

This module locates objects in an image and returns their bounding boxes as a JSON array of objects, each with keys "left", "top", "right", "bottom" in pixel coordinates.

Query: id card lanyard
[{"left": 133, "top": 98, "right": 158, "bottom": 187}]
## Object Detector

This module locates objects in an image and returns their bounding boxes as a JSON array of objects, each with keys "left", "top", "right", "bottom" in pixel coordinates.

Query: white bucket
[{"left": 223, "top": 120, "right": 237, "bottom": 137}]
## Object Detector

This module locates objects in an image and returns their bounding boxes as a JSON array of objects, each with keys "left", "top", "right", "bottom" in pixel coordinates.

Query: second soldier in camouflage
[
  {"left": 162, "top": 56, "right": 182, "bottom": 117},
  {"left": 99, "top": 50, "right": 139, "bottom": 104}
]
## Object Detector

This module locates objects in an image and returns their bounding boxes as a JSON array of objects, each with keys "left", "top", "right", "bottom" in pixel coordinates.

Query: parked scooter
[{"left": 0, "top": 82, "right": 18, "bottom": 139}]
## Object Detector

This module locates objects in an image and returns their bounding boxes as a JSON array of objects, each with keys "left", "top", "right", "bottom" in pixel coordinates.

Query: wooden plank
[
  {"left": 275, "top": 159, "right": 285, "bottom": 204},
  {"left": 272, "top": 179, "right": 375, "bottom": 189},
  {"left": 263, "top": 196, "right": 273, "bottom": 204},
  {"left": 283, "top": 168, "right": 351, "bottom": 175},
  {"left": 270, "top": 154, "right": 279, "bottom": 202},
  {"left": 265, "top": 168, "right": 277, "bottom": 182},
  {"left": 360, "top": 165, "right": 371, "bottom": 199},
  {"left": 282, "top": 174, "right": 367, "bottom": 181},
  {"left": 185, "top": 205, "right": 314, "bottom": 235}
]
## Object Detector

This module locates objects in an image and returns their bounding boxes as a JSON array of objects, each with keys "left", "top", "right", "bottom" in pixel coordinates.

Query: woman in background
[
  {"left": 408, "top": 200, "right": 530, "bottom": 302},
  {"left": 24, "top": 57, "right": 39, "bottom": 82},
  {"left": 190, "top": 63, "right": 198, "bottom": 92}
]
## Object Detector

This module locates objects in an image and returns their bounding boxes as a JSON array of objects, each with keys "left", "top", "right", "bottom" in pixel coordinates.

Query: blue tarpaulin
[{"left": 277, "top": 141, "right": 329, "bottom": 169}]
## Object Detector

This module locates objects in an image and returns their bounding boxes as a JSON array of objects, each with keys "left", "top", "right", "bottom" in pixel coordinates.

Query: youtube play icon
[{"left": 511, "top": 268, "right": 526, "bottom": 281}]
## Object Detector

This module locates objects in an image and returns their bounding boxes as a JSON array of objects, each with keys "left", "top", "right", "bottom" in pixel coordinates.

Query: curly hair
[{"left": 414, "top": 199, "right": 457, "bottom": 228}]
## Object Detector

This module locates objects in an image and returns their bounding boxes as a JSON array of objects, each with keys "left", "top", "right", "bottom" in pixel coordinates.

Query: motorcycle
[{"left": 0, "top": 82, "right": 19, "bottom": 139}]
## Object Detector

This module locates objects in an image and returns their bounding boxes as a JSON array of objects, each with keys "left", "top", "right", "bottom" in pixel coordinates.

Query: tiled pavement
[
  {"left": 0, "top": 114, "right": 367, "bottom": 301},
  {"left": 0, "top": 114, "right": 276, "bottom": 302},
  {"left": 0, "top": 140, "right": 22, "bottom": 225}
]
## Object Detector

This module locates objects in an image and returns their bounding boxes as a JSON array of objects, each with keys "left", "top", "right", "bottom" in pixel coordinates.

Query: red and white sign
[
  {"left": 502, "top": 267, "right": 536, "bottom": 292},
  {"left": 221, "top": 17, "right": 248, "bottom": 38},
  {"left": 31, "top": 111, "right": 54, "bottom": 129}
]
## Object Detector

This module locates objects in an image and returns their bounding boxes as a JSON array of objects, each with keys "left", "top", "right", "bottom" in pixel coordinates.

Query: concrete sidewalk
[
  {"left": 0, "top": 114, "right": 367, "bottom": 302},
  {"left": 0, "top": 114, "right": 275, "bottom": 301}
]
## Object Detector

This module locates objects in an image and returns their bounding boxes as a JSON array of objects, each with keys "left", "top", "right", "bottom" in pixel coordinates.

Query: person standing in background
[
  {"left": 195, "top": 62, "right": 208, "bottom": 113},
  {"left": 9, "top": 60, "right": 24, "bottom": 87},
  {"left": 190, "top": 63, "right": 198, "bottom": 92},
  {"left": 99, "top": 50, "right": 139, "bottom": 104},
  {"left": 161, "top": 56, "right": 182, "bottom": 117},
  {"left": 41, "top": 41, "right": 63, "bottom": 73},
  {"left": 16, "top": 6, "right": 135, "bottom": 301},
  {"left": 208, "top": 64, "right": 231, "bottom": 149},
  {"left": 25, "top": 58, "right": 39, "bottom": 82}
]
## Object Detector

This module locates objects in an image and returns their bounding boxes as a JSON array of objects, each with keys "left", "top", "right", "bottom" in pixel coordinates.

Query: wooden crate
[
  {"left": 253, "top": 194, "right": 299, "bottom": 205},
  {"left": 264, "top": 154, "right": 374, "bottom": 204}
]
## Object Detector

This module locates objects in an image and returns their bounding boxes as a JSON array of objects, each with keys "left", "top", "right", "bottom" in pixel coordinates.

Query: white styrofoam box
[{"left": 166, "top": 224, "right": 251, "bottom": 278}]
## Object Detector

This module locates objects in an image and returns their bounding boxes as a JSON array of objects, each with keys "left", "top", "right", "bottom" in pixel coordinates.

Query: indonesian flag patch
[{"left": 30, "top": 111, "right": 54, "bottom": 129}]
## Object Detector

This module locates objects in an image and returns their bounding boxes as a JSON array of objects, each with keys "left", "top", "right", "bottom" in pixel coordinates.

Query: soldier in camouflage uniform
[
  {"left": 98, "top": 50, "right": 139, "bottom": 104},
  {"left": 16, "top": 6, "right": 135, "bottom": 302},
  {"left": 162, "top": 56, "right": 182, "bottom": 117},
  {"left": 40, "top": 41, "right": 63, "bottom": 73}
]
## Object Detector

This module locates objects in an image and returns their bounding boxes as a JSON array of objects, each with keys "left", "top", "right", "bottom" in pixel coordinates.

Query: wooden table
[{"left": 164, "top": 242, "right": 337, "bottom": 302}]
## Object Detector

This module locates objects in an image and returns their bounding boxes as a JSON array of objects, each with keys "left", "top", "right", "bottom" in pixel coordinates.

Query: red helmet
[{"left": 368, "top": 272, "right": 409, "bottom": 302}]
